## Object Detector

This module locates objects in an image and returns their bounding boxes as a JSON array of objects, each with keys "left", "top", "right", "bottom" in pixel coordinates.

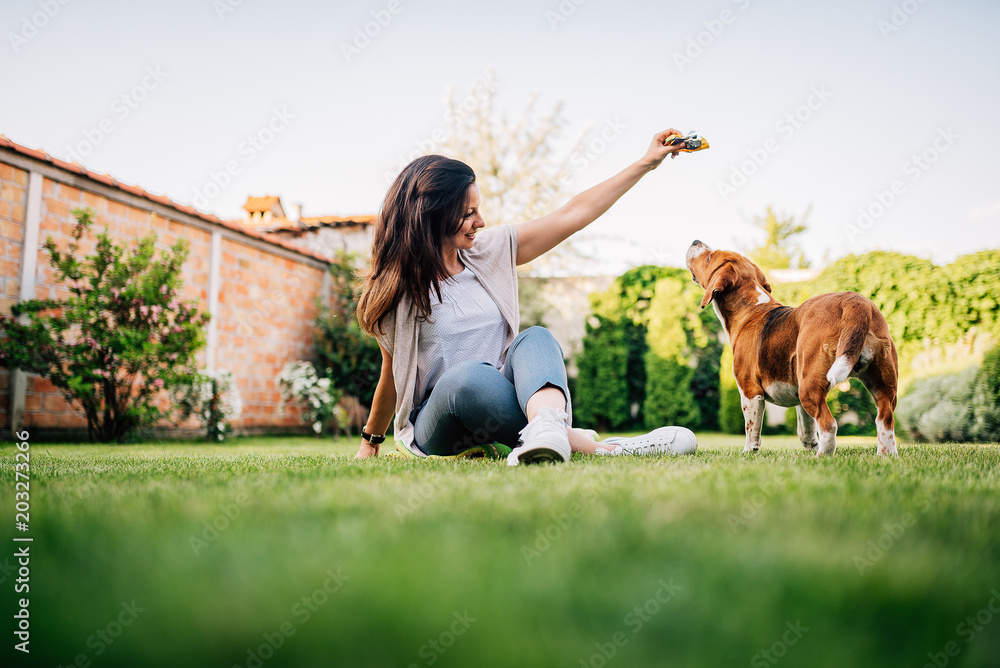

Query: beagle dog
[{"left": 685, "top": 241, "right": 899, "bottom": 457}]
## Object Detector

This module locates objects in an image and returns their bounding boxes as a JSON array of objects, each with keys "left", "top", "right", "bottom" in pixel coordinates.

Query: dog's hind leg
[
  {"left": 799, "top": 381, "right": 837, "bottom": 456},
  {"left": 860, "top": 351, "right": 899, "bottom": 457},
  {"left": 795, "top": 406, "right": 818, "bottom": 451}
]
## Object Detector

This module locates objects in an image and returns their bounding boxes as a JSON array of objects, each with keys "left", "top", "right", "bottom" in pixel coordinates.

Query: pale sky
[{"left": 3, "top": 0, "right": 998, "bottom": 274}]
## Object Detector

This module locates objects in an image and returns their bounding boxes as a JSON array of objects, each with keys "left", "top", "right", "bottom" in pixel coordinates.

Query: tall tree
[
  {"left": 440, "top": 71, "right": 589, "bottom": 276},
  {"left": 744, "top": 206, "right": 812, "bottom": 270}
]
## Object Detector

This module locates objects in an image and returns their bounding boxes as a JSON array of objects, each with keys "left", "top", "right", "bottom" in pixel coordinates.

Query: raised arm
[
  {"left": 355, "top": 342, "right": 397, "bottom": 459},
  {"left": 515, "top": 128, "right": 686, "bottom": 266}
]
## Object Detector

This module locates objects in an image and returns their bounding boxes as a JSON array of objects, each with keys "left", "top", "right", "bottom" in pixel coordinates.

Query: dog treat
[{"left": 667, "top": 131, "right": 710, "bottom": 155}]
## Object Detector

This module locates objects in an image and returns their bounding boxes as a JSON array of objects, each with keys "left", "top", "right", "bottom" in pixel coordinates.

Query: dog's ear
[
  {"left": 752, "top": 262, "right": 772, "bottom": 293},
  {"left": 700, "top": 262, "right": 737, "bottom": 309}
]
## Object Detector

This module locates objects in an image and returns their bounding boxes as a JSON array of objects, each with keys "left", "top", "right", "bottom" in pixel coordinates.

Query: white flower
[{"left": 312, "top": 421, "right": 322, "bottom": 433}]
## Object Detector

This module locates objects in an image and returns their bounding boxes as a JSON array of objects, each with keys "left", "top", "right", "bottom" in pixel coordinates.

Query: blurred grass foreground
[{"left": 2, "top": 434, "right": 999, "bottom": 668}]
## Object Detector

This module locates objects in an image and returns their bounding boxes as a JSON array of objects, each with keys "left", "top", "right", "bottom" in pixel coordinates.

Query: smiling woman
[{"left": 354, "top": 132, "right": 700, "bottom": 465}]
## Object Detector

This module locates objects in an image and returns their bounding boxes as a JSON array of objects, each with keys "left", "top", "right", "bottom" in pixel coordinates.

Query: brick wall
[
  {"left": 1, "top": 146, "right": 334, "bottom": 439},
  {"left": 0, "top": 162, "right": 28, "bottom": 429}
]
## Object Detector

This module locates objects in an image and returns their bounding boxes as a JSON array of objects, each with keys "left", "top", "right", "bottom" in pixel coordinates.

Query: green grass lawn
[{"left": 2, "top": 433, "right": 999, "bottom": 668}]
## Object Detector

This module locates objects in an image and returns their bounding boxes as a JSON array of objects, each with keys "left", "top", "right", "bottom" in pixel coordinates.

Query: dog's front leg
[{"left": 739, "top": 389, "right": 765, "bottom": 452}]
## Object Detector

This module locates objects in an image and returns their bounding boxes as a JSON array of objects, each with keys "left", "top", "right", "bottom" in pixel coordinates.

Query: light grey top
[
  {"left": 374, "top": 224, "right": 520, "bottom": 455},
  {"left": 415, "top": 266, "right": 508, "bottom": 405}
]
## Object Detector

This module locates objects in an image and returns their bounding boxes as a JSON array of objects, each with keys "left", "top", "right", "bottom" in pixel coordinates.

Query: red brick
[
  {"left": 58, "top": 413, "right": 86, "bottom": 428},
  {"left": 13, "top": 170, "right": 27, "bottom": 186},
  {"left": 59, "top": 185, "right": 83, "bottom": 202},
  {"left": 0, "top": 163, "right": 13, "bottom": 181},
  {"left": 126, "top": 205, "right": 148, "bottom": 222},
  {"left": 0, "top": 201, "right": 10, "bottom": 219},
  {"left": 82, "top": 192, "right": 105, "bottom": 211},
  {"left": 44, "top": 198, "right": 71, "bottom": 218},
  {"left": 24, "top": 394, "right": 42, "bottom": 411},
  {"left": 11, "top": 204, "right": 24, "bottom": 223},
  {"left": 5, "top": 279, "right": 18, "bottom": 297},
  {"left": 0, "top": 371, "right": 8, "bottom": 390},
  {"left": 0, "top": 259, "right": 17, "bottom": 277},
  {"left": 1, "top": 184, "right": 24, "bottom": 202},
  {"left": 43, "top": 394, "right": 70, "bottom": 411},
  {"left": 107, "top": 200, "right": 127, "bottom": 217},
  {"left": 27, "top": 412, "right": 58, "bottom": 428}
]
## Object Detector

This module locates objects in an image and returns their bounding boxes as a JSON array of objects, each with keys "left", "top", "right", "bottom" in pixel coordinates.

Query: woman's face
[{"left": 443, "top": 183, "right": 485, "bottom": 253}]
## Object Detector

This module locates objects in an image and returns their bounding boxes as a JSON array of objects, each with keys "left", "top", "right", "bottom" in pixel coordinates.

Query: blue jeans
[{"left": 412, "top": 326, "right": 570, "bottom": 456}]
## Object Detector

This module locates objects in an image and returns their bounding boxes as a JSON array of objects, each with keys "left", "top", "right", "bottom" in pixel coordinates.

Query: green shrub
[
  {"left": 827, "top": 378, "right": 877, "bottom": 436},
  {"left": 718, "top": 344, "right": 745, "bottom": 434},
  {"left": 896, "top": 368, "right": 977, "bottom": 442},
  {"left": 643, "top": 355, "right": 700, "bottom": 429},
  {"left": 971, "top": 345, "right": 1000, "bottom": 442},
  {"left": 0, "top": 208, "right": 208, "bottom": 442},
  {"left": 574, "top": 314, "right": 630, "bottom": 431},
  {"left": 315, "top": 251, "right": 380, "bottom": 408}
]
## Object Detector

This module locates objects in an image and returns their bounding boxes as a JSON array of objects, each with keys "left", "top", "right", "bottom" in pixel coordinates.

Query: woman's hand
[
  {"left": 640, "top": 128, "right": 687, "bottom": 170},
  {"left": 355, "top": 440, "right": 380, "bottom": 458}
]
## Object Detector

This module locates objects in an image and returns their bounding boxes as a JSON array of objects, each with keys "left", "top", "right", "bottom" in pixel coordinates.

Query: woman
[{"left": 355, "top": 128, "right": 698, "bottom": 464}]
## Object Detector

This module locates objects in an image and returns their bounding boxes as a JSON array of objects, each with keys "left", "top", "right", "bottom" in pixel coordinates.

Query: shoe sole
[
  {"left": 507, "top": 445, "right": 569, "bottom": 466},
  {"left": 517, "top": 448, "right": 566, "bottom": 464}
]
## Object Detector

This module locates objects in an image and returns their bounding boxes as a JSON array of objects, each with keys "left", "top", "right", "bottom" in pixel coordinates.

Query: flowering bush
[
  {"left": 277, "top": 360, "right": 345, "bottom": 434},
  {"left": 178, "top": 370, "right": 243, "bottom": 441},
  {"left": 0, "top": 208, "right": 209, "bottom": 442}
]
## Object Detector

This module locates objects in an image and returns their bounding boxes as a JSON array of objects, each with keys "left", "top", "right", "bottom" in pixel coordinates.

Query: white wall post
[
  {"left": 10, "top": 171, "right": 43, "bottom": 434},
  {"left": 206, "top": 230, "right": 222, "bottom": 373}
]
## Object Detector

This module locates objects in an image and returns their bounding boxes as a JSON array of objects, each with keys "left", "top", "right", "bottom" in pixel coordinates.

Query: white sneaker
[
  {"left": 596, "top": 426, "right": 698, "bottom": 456},
  {"left": 507, "top": 407, "right": 572, "bottom": 466}
]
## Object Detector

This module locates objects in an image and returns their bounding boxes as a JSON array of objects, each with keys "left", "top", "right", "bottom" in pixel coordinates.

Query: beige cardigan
[{"left": 375, "top": 225, "right": 521, "bottom": 455}]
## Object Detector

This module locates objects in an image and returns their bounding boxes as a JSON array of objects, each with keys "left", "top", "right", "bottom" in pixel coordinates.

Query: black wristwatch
[{"left": 361, "top": 428, "right": 386, "bottom": 445}]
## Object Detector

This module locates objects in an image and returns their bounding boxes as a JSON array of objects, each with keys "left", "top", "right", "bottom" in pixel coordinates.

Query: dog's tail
[{"left": 826, "top": 297, "right": 873, "bottom": 387}]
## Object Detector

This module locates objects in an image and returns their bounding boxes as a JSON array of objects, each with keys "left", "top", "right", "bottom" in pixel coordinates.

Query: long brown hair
[{"left": 357, "top": 155, "right": 476, "bottom": 336}]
